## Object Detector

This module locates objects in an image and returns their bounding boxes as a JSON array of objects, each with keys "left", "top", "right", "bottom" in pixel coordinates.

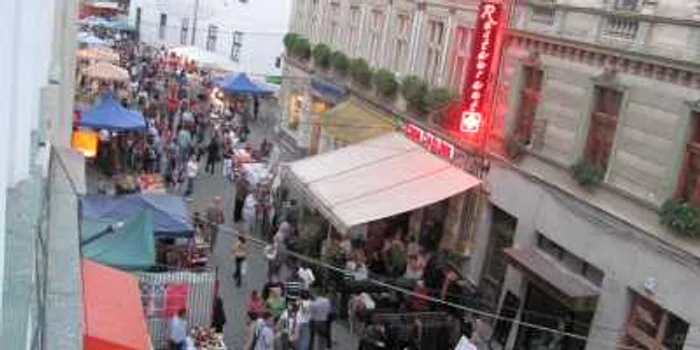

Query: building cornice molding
[
  {"left": 524, "top": 0, "right": 700, "bottom": 28},
  {"left": 508, "top": 29, "right": 700, "bottom": 89}
]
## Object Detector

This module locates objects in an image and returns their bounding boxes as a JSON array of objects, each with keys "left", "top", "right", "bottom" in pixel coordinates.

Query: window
[
  {"left": 449, "top": 26, "right": 470, "bottom": 91},
  {"left": 180, "top": 18, "right": 189, "bottom": 45},
  {"left": 135, "top": 7, "right": 142, "bottom": 34},
  {"left": 677, "top": 112, "right": 700, "bottom": 205},
  {"left": 536, "top": 233, "right": 604, "bottom": 286},
  {"left": 531, "top": 6, "right": 555, "bottom": 25},
  {"left": 230, "top": 31, "right": 243, "bottom": 61},
  {"left": 515, "top": 66, "right": 544, "bottom": 145},
  {"left": 392, "top": 14, "right": 411, "bottom": 72},
  {"left": 622, "top": 293, "right": 688, "bottom": 350},
  {"left": 206, "top": 25, "right": 218, "bottom": 51},
  {"left": 309, "top": 0, "right": 319, "bottom": 41},
  {"left": 158, "top": 13, "right": 167, "bottom": 40},
  {"left": 615, "top": 0, "right": 640, "bottom": 11},
  {"left": 328, "top": 2, "right": 341, "bottom": 45},
  {"left": 347, "top": 6, "right": 361, "bottom": 56},
  {"left": 295, "top": 0, "right": 305, "bottom": 33},
  {"left": 423, "top": 20, "right": 445, "bottom": 85},
  {"left": 584, "top": 86, "right": 622, "bottom": 170},
  {"left": 367, "top": 10, "right": 385, "bottom": 65}
]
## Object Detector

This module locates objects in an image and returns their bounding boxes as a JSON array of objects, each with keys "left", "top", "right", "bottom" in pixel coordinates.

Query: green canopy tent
[{"left": 81, "top": 210, "right": 156, "bottom": 270}]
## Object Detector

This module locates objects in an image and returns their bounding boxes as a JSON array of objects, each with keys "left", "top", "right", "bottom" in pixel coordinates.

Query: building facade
[
  {"left": 0, "top": 0, "right": 83, "bottom": 348},
  {"left": 129, "top": 0, "right": 291, "bottom": 76},
  {"left": 286, "top": 0, "right": 700, "bottom": 349}
]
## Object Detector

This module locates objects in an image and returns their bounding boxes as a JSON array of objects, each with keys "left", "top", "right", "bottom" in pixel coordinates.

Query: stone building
[{"left": 283, "top": 0, "right": 700, "bottom": 349}]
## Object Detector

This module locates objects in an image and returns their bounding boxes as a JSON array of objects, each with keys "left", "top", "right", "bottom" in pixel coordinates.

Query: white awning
[{"left": 283, "top": 132, "right": 481, "bottom": 232}]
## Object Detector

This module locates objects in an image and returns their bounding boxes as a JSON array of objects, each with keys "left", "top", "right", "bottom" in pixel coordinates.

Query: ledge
[{"left": 524, "top": 1, "right": 700, "bottom": 28}]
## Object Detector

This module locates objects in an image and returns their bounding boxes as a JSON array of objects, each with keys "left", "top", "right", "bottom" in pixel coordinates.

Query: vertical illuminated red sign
[{"left": 460, "top": 0, "right": 507, "bottom": 134}]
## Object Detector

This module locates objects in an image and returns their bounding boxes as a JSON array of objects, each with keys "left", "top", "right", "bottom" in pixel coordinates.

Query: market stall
[
  {"left": 82, "top": 259, "right": 151, "bottom": 350},
  {"left": 80, "top": 210, "right": 156, "bottom": 270},
  {"left": 82, "top": 61, "right": 129, "bottom": 81},
  {"left": 137, "top": 270, "right": 218, "bottom": 350},
  {"left": 78, "top": 47, "right": 120, "bottom": 63}
]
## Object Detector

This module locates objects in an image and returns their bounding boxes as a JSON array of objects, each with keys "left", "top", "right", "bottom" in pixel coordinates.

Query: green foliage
[
  {"left": 401, "top": 75, "right": 428, "bottom": 113},
  {"left": 425, "top": 87, "right": 452, "bottom": 110},
  {"left": 349, "top": 58, "right": 373, "bottom": 87},
  {"left": 373, "top": 69, "right": 398, "bottom": 99},
  {"left": 312, "top": 43, "right": 332, "bottom": 69},
  {"left": 283, "top": 33, "right": 299, "bottom": 52},
  {"left": 291, "top": 37, "right": 311, "bottom": 60},
  {"left": 660, "top": 199, "right": 700, "bottom": 238},
  {"left": 570, "top": 161, "right": 605, "bottom": 188},
  {"left": 330, "top": 51, "right": 349, "bottom": 76}
]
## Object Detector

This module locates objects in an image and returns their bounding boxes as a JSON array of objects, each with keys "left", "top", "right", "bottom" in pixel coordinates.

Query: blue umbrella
[
  {"left": 215, "top": 73, "right": 274, "bottom": 95},
  {"left": 79, "top": 95, "right": 147, "bottom": 131}
]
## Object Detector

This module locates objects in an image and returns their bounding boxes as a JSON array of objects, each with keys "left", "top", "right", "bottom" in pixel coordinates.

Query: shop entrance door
[{"left": 515, "top": 283, "right": 592, "bottom": 350}]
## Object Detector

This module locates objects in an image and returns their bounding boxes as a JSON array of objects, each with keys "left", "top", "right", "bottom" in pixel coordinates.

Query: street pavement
[{"left": 186, "top": 105, "right": 360, "bottom": 350}]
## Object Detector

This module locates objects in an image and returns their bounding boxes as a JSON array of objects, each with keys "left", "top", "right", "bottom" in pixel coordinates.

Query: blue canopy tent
[
  {"left": 79, "top": 95, "right": 147, "bottom": 131},
  {"left": 215, "top": 73, "right": 275, "bottom": 95},
  {"left": 81, "top": 210, "right": 156, "bottom": 270},
  {"left": 80, "top": 193, "right": 194, "bottom": 238}
]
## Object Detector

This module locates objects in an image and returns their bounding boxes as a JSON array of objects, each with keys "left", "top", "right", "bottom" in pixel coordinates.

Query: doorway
[{"left": 514, "top": 283, "right": 593, "bottom": 350}]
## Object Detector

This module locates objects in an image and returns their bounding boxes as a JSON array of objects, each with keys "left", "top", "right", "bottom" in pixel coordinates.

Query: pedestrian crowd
[{"left": 83, "top": 40, "right": 273, "bottom": 202}]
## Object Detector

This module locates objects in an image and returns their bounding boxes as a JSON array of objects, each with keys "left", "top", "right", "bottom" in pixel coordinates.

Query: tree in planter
[
  {"left": 291, "top": 37, "right": 311, "bottom": 61},
  {"left": 401, "top": 75, "right": 428, "bottom": 114},
  {"left": 570, "top": 160, "right": 605, "bottom": 188},
  {"left": 283, "top": 33, "right": 299, "bottom": 52},
  {"left": 373, "top": 69, "right": 398, "bottom": 99},
  {"left": 349, "top": 58, "right": 372, "bottom": 87},
  {"left": 660, "top": 199, "right": 700, "bottom": 238},
  {"left": 425, "top": 87, "right": 452, "bottom": 111},
  {"left": 330, "top": 51, "right": 349, "bottom": 76},
  {"left": 312, "top": 43, "right": 332, "bottom": 70}
]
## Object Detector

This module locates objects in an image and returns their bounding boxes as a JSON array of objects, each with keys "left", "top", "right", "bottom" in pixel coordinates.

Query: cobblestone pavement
[{"left": 186, "top": 104, "right": 359, "bottom": 350}]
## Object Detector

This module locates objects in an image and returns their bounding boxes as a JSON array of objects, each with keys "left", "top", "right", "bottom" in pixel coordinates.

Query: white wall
[{"left": 130, "top": 0, "right": 291, "bottom": 76}]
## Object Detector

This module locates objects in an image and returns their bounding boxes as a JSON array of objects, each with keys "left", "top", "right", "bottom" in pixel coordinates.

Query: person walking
[
  {"left": 232, "top": 236, "right": 248, "bottom": 287},
  {"left": 233, "top": 174, "right": 248, "bottom": 223},
  {"left": 309, "top": 294, "right": 332, "bottom": 350},
  {"left": 184, "top": 154, "right": 198, "bottom": 200},
  {"left": 205, "top": 136, "right": 220, "bottom": 174},
  {"left": 211, "top": 295, "right": 227, "bottom": 333},
  {"left": 168, "top": 308, "right": 188, "bottom": 350},
  {"left": 205, "top": 197, "right": 224, "bottom": 251}
]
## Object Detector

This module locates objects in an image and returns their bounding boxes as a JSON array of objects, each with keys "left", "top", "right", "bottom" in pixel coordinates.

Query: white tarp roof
[
  {"left": 169, "top": 46, "right": 244, "bottom": 72},
  {"left": 284, "top": 132, "right": 480, "bottom": 232}
]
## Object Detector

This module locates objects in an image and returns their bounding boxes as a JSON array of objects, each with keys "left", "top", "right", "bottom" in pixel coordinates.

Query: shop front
[
  {"left": 310, "top": 97, "right": 396, "bottom": 155},
  {"left": 501, "top": 246, "right": 601, "bottom": 350},
  {"left": 279, "top": 69, "right": 347, "bottom": 157}
]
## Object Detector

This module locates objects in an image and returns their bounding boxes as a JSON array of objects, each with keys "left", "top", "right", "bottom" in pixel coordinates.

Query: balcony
[{"left": 602, "top": 14, "right": 640, "bottom": 41}]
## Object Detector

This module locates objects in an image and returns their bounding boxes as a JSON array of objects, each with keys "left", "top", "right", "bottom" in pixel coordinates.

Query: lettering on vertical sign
[
  {"left": 460, "top": 0, "right": 505, "bottom": 133},
  {"left": 403, "top": 123, "right": 455, "bottom": 159}
]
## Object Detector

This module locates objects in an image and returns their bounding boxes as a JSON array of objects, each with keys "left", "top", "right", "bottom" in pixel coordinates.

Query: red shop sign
[
  {"left": 403, "top": 123, "right": 455, "bottom": 159},
  {"left": 460, "top": 0, "right": 507, "bottom": 134}
]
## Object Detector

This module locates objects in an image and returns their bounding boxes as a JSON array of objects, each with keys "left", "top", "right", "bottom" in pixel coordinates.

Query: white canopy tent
[
  {"left": 282, "top": 132, "right": 481, "bottom": 233},
  {"left": 169, "top": 46, "right": 250, "bottom": 72}
]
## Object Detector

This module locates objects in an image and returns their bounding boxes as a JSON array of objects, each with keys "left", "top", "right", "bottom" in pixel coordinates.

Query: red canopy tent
[{"left": 82, "top": 259, "right": 151, "bottom": 350}]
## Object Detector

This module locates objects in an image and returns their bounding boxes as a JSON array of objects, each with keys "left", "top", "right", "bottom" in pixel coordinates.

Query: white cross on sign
[{"left": 461, "top": 111, "right": 482, "bottom": 133}]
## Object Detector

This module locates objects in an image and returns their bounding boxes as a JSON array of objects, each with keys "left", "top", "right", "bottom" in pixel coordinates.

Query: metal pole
[{"left": 191, "top": 0, "right": 200, "bottom": 45}]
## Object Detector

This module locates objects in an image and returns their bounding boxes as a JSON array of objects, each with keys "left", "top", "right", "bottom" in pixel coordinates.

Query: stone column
[{"left": 439, "top": 193, "right": 467, "bottom": 251}]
